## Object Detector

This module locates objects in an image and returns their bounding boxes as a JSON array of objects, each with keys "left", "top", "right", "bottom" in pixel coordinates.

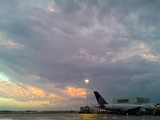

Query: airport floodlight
[
  {"left": 85, "top": 79, "right": 89, "bottom": 106},
  {"left": 85, "top": 79, "right": 89, "bottom": 83}
]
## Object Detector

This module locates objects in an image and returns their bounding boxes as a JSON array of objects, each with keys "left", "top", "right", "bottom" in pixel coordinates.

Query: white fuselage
[{"left": 101, "top": 104, "right": 142, "bottom": 112}]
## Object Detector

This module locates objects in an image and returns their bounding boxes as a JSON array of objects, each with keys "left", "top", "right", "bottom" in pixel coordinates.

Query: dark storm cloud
[{"left": 1, "top": 0, "right": 160, "bottom": 106}]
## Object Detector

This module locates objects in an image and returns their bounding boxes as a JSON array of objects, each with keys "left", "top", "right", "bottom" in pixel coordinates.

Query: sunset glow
[
  {"left": 1, "top": 0, "right": 160, "bottom": 111},
  {"left": 62, "top": 86, "right": 86, "bottom": 98}
]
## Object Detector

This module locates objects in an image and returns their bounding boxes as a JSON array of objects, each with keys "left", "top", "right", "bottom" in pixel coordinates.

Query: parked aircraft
[{"left": 94, "top": 91, "right": 143, "bottom": 115}]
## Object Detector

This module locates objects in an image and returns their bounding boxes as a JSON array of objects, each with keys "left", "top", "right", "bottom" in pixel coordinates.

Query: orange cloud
[
  {"left": 140, "top": 44, "right": 145, "bottom": 49},
  {"left": 27, "top": 86, "right": 47, "bottom": 98},
  {"left": 0, "top": 77, "right": 90, "bottom": 109},
  {"left": 61, "top": 86, "right": 87, "bottom": 99},
  {"left": 142, "top": 54, "right": 156, "bottom": 59},
  {"left": 0, "top": 79, "right": 63, "bottom": 103},
  {"left": 48, "top": 6, "right": 55, "bottom": 12}
]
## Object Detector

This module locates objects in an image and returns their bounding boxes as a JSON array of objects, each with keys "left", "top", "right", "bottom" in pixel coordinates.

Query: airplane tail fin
[{"left": 94, "top": 91, "right": 108, "bottom": 105}]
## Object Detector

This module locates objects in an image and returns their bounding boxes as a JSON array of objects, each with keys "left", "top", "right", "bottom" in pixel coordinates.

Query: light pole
[{"left": 85, "top": 79, "right": 89, "bottom": 106}]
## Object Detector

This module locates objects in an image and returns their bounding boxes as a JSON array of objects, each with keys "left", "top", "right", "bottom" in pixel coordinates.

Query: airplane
[{"left": 94, "top": 91, "right": 143, "bottom": 115}]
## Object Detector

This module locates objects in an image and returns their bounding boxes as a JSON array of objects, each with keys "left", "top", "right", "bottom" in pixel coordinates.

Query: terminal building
[{"left": 112, "top": 97, "right": 150, "bottom": 104}]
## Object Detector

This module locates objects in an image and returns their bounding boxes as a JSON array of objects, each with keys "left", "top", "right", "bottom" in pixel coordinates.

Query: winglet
[{"left": 94, "top": 91, "right": 108, "bottom": 105}]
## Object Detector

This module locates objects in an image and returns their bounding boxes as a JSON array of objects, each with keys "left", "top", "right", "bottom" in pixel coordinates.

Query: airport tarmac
[{"left": 0, "top": 114, "right": 160, "bottom": 120}]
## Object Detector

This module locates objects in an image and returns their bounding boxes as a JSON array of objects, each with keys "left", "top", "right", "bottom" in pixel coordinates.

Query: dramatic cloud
[
  {"left": 0, "top": 77, "right": 61, "bottom": 102},
  {"left": 0, "top": 0, "right": 160, "bottom": 110},
  {"left": 0, "top": 75, "right": 87, "bottom": 110},
  {"left": 61, "top": 86, "right": 86, "bottom": 98}
]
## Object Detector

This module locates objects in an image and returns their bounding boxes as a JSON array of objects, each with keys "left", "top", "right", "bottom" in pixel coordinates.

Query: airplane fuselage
[{"left": 102, "top": 104, "right": 142, "bottom": 111}]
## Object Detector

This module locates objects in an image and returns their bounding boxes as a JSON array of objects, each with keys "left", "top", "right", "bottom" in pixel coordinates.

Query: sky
[{"left": 0, "top": 0, "right": 160, "bottom": 111}]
